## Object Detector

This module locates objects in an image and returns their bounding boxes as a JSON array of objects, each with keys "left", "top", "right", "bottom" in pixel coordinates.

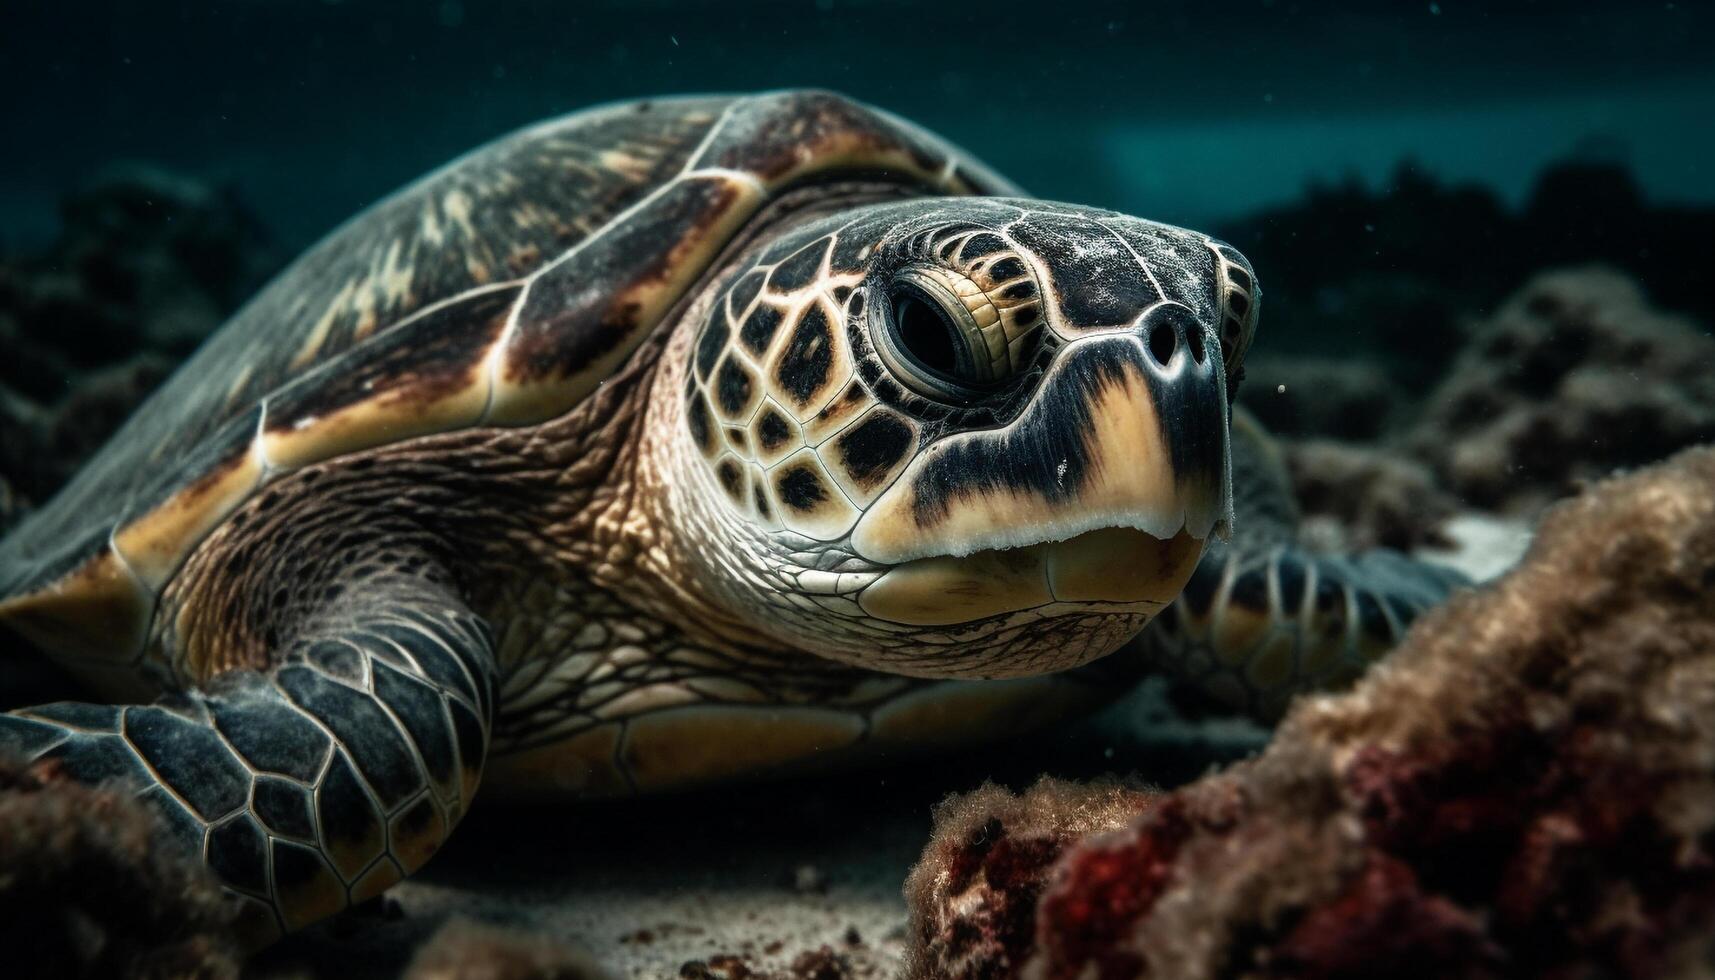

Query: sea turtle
[{"left": 0, "top": 91, "right": 1462, "bottom": 946}]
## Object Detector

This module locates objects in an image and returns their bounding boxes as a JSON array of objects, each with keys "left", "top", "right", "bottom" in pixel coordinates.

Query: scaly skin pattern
[
  {"left": 4, "top": 544, "right": 493, "bottom": 947},
  {"left": 0, "top": 91, "right": 1466, "bottom": 946}
]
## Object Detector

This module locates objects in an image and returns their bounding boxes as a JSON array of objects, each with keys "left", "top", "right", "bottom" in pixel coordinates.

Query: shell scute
[{"left": 260, "top": 283, "right": 519, "bottom": 469}]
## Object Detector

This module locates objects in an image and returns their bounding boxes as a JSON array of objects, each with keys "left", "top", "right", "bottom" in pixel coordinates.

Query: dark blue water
[{"left": 4, "top": 0, "right": 1711, "bottom": 252}]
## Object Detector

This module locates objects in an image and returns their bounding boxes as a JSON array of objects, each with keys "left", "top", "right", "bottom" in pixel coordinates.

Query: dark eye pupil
[{"left": 893, "top": 292, "right": 962, "bottom": 378}]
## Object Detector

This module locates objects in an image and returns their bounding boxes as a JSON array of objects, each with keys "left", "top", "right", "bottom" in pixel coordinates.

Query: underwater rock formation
[
  {"left": 0, "top": 168, "right": 275, "bottom": 522},
  {"left": 903, "top": 780, "right": 1157, "bottom": 979},
  {"left": 1280, "top": 439, "right": 1458, "bottom": 553},
  {"left": 1216, "top": 158, "right": 1715, "bottom": 390},
  {"left": 0, "top": 753, "right": 239, "bottom": 980},
  {"left": 1237, "top": 356, "right": 1405, "bottom": 442},
  {"left": 1409, "top": 267, "right": 1715, "bottom": 514},
  {"left": 905, "top": 444, "right": 1715, "bottom": 979}
]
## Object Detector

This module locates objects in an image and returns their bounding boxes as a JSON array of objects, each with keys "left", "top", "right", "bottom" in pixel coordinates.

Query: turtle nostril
[
  {"left": 1148, "top": 321, "right": 1178, "bottom": 368},
  {"left": 1186, "top": 325, "right": 1206, "bottom": 365}
]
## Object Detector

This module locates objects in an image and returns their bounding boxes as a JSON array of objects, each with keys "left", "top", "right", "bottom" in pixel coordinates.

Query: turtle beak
[{"left": 851, "top": 309, "right": 1232, "bottom": 628}]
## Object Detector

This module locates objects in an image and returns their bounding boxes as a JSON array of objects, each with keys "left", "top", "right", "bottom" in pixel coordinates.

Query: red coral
[{"left": 1035, "top": 801, "right": 1192, "bottom": 980}]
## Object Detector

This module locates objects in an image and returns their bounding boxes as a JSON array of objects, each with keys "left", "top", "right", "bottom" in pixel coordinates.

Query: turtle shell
[{"left": 0, "top": 90, "right": 1015, "bottom": 666}]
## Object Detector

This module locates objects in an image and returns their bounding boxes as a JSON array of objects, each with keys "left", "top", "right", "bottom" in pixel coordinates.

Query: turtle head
[{"left": 658, "top": 198, "right": 1258, "bottom": 679}]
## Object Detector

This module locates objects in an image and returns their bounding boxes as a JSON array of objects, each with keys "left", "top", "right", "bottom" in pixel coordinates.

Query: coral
[
  {"left": 0, "top": 753, "right": 240, "bottom": 979},
  {"left": 1409, "top": 267, "right": 1715, "bottom": 514},
  {"left": 905, "top": 445, "right": 1715, "bottom": 979},
  {"left": 402, "top": 918, "right": 614, "bottom": 980},
  {"left": 904, "top": 779, "right": 1157, "bottom": 979}
]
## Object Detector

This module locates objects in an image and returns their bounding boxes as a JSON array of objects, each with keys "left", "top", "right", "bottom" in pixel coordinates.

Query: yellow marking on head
[
  {"left": 802, "top": 383, "right": 872, "bottom": 446},
  {"left": 859, "top": 526, "right": 1203, "bottom": 627},
  {"left": 768, "top": 447, "right": 863, "bottom": 541},
  {"left": 853, "top": 359, "right": 1206, "bottom": 565},
  {"left": 859, "top": 546, "right": 1052, "bottom": 627},
  {"left": 620, "top": 706, "right": 864, "bottom": 793}
]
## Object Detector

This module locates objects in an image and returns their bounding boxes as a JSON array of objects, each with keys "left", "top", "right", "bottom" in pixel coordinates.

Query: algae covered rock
[{"left": 1409, "top": 267, "right": 1715, "bottom": 513}]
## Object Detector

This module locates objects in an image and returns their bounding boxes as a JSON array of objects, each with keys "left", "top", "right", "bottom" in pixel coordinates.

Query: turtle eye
[
  {"left": 888, "top": 272, "right": 990, "bottom": 388},
  {"left": 876, "top": 266, "right": 1023, "bottom": 400}
]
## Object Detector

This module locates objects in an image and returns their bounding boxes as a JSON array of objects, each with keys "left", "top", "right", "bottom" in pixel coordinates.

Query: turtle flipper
[
  {"left": 1143, "top": 540, "right": 1469, "bottom": 719},
  {"left": 0, "top": 578, "right": 494, "bottom": 947}
]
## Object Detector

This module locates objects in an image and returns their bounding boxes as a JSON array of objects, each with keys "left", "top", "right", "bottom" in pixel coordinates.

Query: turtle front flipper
[
  {"left": 0, "top": 564, "right": 494, "bottom": 947},
  {"left": 1144, "top": 539, "right": 1470, "bottom": 719},
  {"left": 1126, "top": 404, "right": 1472, "bottom": 720}
]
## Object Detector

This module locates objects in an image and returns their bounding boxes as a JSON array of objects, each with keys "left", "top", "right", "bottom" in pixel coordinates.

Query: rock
[
  {"left": 904, "top": 445, "right": 1715, "bottom": 978},
  {"left": 1409, "top": 267, "right": 1715, "bottom": 513},
  {"left": 1283, "top": 439, "right": 1460, "bottom": 552},
  {"left": 52, "top": 166, "right": 277, "bottom": 354},
  {"left": 0, "top": 169, "right": 277, "bottom": 512},
  {"left": 1216, "top": 158, "right": 1715, "bottom": 384},
  {"left": 1238, "top": 356, "right": 1406, "bottom": 441},
  {"left": 0, "top": 386, "right": 49, "bottom": 532},
  {"left": 903, "top": 779, "right": 1155, "bottom": 980}
]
